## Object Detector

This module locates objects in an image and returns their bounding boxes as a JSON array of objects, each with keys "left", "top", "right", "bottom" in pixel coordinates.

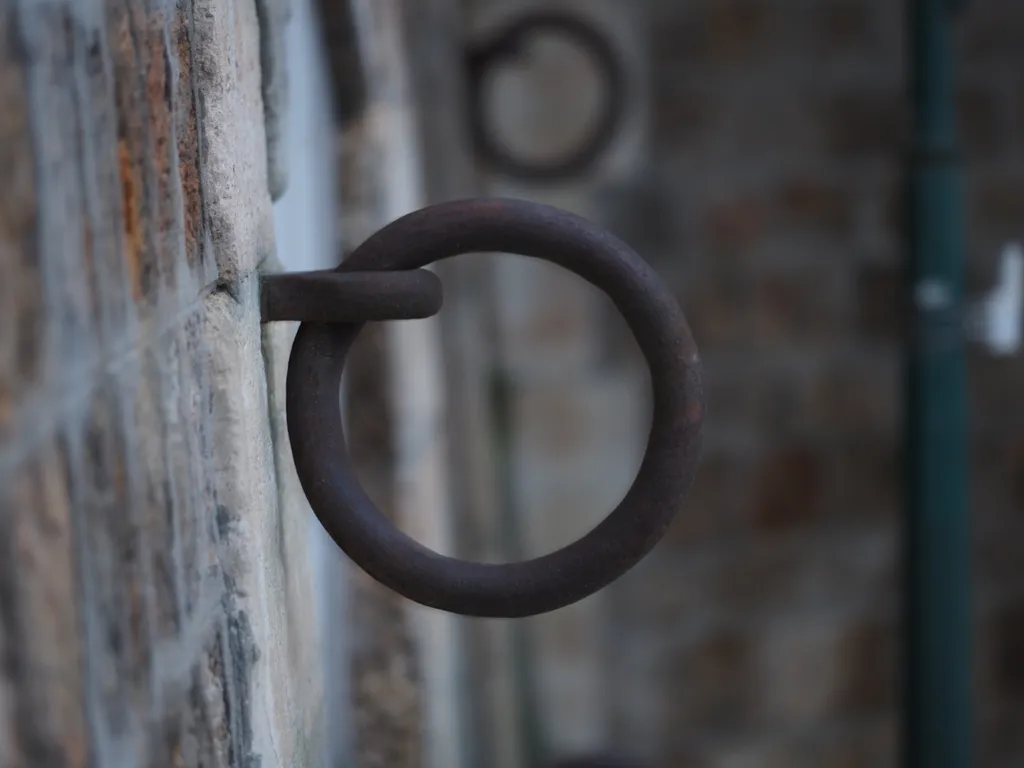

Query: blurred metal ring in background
[
  {"left": 466, "top": 12, "right": 627, "bottom": 182},
  {"left": 285, "top": 197, "right": 704, "bottom": 617}
]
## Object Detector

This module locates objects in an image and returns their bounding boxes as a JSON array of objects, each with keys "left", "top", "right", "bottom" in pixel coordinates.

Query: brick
[
  {"left": 750, "top": 265, "right": 849, "bottom": 343},
  {"left": 811, "top": 353, "right": 899, "bottom": 436},
  {"left": 651, "top": 76, "right": 713, "bottom": 153},
  {"left": 752, "top": 442, "right": 824, "bottom": 532},
  {"left": 752, "top": 365, "right": 810, "bottom": 436},
  {"left": 662, "top": 625, "right": 754, "bottom": 729},
  {"left": 664, "top": 451, "right": 752, "bottom": 546},
  {"left": 979, "top": 702, "right": 1024, "bottom": 767},
  {"left": 702, "top": 195, "right": 771, "bottom": 252},
  {"left": 679, "top": 266, "right": 753, "bottom": 346},
  {"left": 837, "top": 617, "right": 897, "bottom": 715},
  {"left": 827, "top": 437, "right": 901, "bottom": 523},
  {"left": 814, "top": 2, "right": 878, "bottom": 55},
  {"left": 856, "top": 263, "right": 904, "bottom": 340},
  {"left": 823, "top": 90, "right": 907, "bottom": 158},
  {"left": 962, "top": 6, "right": 1024, "bottom": 61},
  {"left": 652, "top": 0, "right": 774, "bottom": 70},
  {"left": 972, "top": 175, "right": 1024, "bottom": 242},
  {"left": 990, "top": 597, "right": 1024, "bottom": 699},
  {"left": 714, "top": 539, "right": 804, "bottom": 615},
  {"left": 1011, "top": 435, "right": 1024, "bottom": 512},
  {"left": 776, "top": 178, "right": 852, "bottom": 237},
  {"left": 957, "top": 83, "right": 1007, "bottom": 156}
]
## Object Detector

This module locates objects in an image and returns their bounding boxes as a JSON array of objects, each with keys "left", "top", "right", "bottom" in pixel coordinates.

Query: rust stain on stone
[
  {"left": 174, "top": 4, "right": 203, "bottom": 270},
  {"left": 119, "top": 139, "right": 145, "bottom": 301}
]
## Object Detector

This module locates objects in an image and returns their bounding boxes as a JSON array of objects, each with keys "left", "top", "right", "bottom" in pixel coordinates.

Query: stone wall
[
  {"left": 0, "top": 1, "right": 329, "bottom": 765},
  {"left": 454, "top": 0, "right": 1024, "bottom": 766}
]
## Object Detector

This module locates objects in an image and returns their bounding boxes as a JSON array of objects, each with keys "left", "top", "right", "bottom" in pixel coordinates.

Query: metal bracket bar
[{"left": 260, "top": 268, "right": 443, "bottom": 323}]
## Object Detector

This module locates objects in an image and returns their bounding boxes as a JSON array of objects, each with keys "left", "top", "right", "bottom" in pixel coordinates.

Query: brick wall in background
[
  {"left": 596, "top": 0, "right": 1024, "bottom": 766},
  {"left": 447, "top": 0, "right": 1024, "bottom": 766},
  {"left": 0, "top": 2, "right": 327, "bottom": 765}
]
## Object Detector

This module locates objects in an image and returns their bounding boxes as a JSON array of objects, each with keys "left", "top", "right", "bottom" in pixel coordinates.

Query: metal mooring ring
[
  {"left": 286, "top": 198, "right": 704, "bottom": 617},
  {"left": 466, "top": 12, "right": 627, "bottom": 182}
]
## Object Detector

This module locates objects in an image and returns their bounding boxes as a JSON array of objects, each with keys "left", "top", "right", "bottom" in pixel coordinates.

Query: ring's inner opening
[{"left": 342, "top": 251, "right": 650, "bottom": 563}]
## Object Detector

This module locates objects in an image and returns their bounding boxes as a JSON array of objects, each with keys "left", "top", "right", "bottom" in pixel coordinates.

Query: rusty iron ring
[
  {"left": 466, "top": 12, "right": 627, "bottom": 182},
  {"left": 286, "top": 198, "right": 704, "bottom": 617}
]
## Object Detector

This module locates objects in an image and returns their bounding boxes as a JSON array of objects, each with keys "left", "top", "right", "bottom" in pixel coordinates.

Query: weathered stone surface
[
  {"left": 1, "top": 0, "right": 326, "bottom": 765},
  {"left": 0, "top": 439, "right": 89, "bottom": 768},
  {"left": 0, "top": 13, "right": 42, "bottom": 442}
]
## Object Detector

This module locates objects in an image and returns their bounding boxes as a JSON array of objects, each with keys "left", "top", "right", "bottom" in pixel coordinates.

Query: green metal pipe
[{"left": 905, "top": 1, "right": 972, "bottom": 766}]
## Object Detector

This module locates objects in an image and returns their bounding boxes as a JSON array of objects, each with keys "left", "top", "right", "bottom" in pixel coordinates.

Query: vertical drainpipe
[{"left": 905, "top": 1, "right": 972, "bottom": 766}]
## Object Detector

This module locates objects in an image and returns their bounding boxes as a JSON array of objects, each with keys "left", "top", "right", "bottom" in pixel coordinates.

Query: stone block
[
  {"left": 69, "top": 378, "right": 155, "bottom": 741},
  {"left": 0, "top": 438, "right": 90, "bottom": 767},
  {"left": 172, "top": 2, "right": 211, "bottom": 282},
  {"left": 176, "top": 311, "right": 220, "bottom": 621},
  {"left": 0, "top": 14, "right": 43, "bottom": 441},
  {"left": 190, "top": 0, "right": 275, "bottom": 283},
  {"left": 109, "top": 2, "right": 168, "bottom": 306}
]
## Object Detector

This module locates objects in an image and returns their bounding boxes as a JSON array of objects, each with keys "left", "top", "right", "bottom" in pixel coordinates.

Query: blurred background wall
[{"left": 401, "top": 0, "right": 1024, "bottom": 766}]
